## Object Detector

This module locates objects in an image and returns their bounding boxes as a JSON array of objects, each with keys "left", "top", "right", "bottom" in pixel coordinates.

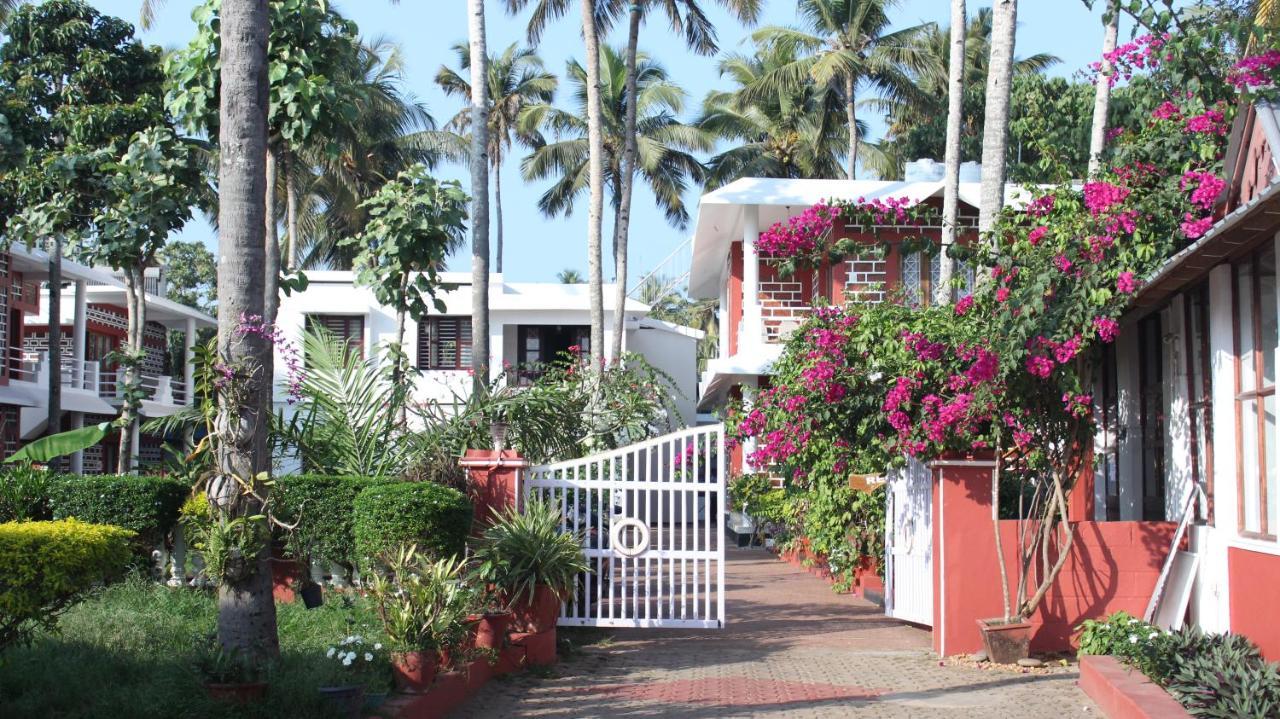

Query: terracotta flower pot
[
  {"left": 318, "top": 685, "right": 364, "bottom": 718},
  {"left": 510, "top": 585, "right": 560, "bottom": 633},
  {"left": 204, "top": 681, "right": 268, "bottom": 703},
  {"left": 978, "top": 618, "right": 1033, "bottom": 665},
  {"left": 390, "top": 650, "right": 439, "bottom": 693},
  {"left": 476, "top": 611, "right": 513, "bottom": 651}
]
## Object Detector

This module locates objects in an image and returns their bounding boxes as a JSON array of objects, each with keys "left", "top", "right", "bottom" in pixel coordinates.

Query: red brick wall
[
  {"left": 932, "top": 461, "right": 1179, "bottom": 656},
  {"left": 1227, "top": 546, "right": 1280, "bottom": 661}
]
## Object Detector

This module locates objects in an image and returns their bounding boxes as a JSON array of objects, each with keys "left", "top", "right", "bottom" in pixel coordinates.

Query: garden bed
[{"left": 1079, "top": 655, "right": 1191, "bottom": 719}]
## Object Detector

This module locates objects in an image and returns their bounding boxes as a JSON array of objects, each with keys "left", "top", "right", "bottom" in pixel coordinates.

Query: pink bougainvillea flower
[
  {"left": 1184, "top": 109, "right": 1228, "bottom": 136},
  {"left": 1181, "top": 213, "right": 1214, "bottom": 239},
  {"left": 996, "top": 287, "right": 1010, "bottom": 303},
  {"left": 1094, "top": 317, "right": 1120, "bottom": 343},
  {"left": 1083, "top": 181, "right": 1131, "bottom": 216},
  {"left": 954, "top": 295, "right": 974, "bottom": 315},
  {"left": 1026, "top": 225, "right": 1048, "bottom": 246},
  {"left": 1150, "top": 101, "right": 1181, "bottom": 120},
  {"left": 1116, "top": 271, "right": 1138, "bottom": 294},
  {"left": 1025, "top": 355, "right": 1055, "bottom": 379}
]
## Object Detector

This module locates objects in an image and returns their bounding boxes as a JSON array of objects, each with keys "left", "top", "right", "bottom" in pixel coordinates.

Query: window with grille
[
  {"left": 307, "top": 314, "right": 365, "bottom": 359},
  {"left": 417, "top": 317, "right": 472, "bottom": 370},
  {"left": 1234, "top": 246, "right": 1278, "bottom": 538}
]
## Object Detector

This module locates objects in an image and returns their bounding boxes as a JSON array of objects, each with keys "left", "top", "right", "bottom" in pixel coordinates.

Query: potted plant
[
  {"left": 366, "top": 545, "right": 473, "bottom": 693},
  {"left": 472, "top": 498, "right": 588, "bottom": 634},
  {"left": 192, "top": 635, "right": 269, "bottom": 704},
  {"left": 318, "top": 634, "right": 390, "bottom": 717}
]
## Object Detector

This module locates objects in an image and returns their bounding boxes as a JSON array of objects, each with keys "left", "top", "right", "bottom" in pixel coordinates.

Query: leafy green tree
[
  {"left": 436, "top": 42, "right": 557, "bottom": 275},
  {"left": 697, "top": 39, "right": 848, "bottom": 188},
  {"left": 340, "top": 165, "right": 469, "bottom": 398},
  {"left": 747, "top": 0, "right": 934, "bottom": 179},
  {"left": 0, "top": 0, "right": 170, "bottom": 447},
  {"left": 159, "top": 239, "right": 217, "bottom": 313}
]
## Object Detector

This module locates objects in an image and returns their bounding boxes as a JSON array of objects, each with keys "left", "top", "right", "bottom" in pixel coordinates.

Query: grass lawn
[{"left": 0, "top": 575, "right": 392, "bottom": 718}]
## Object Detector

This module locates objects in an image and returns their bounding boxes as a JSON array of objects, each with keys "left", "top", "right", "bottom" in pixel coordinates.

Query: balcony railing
[{"left": 5, "top": 347, "right": 188, "bottom": 406}]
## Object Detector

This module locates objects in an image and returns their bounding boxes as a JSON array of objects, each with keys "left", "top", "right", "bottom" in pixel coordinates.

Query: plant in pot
[
  {"left": 318, "top": 634, "right": 390, "bottom": 717},
  {"left": 192, "top": 634, "right": 269, "bottom": 704},
  {"left": 366, "top": 545, "right": 472, "bottom": 693},
  {"left": 472, "top": 498, "right": 588, "bottom": 634}
]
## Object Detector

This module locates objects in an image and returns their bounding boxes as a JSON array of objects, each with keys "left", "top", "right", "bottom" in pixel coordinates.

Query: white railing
[
  {"left": 8, "top": 347, "right": 40, "bottom": 383},
  {"left": 523, "top": 424, "right": 727, "bottom": 629},
  {"left": 628, "top": 236, "right": 692, "bottom": 303},
  {"left": 59, "top": 357, "right": 102, "bottom": 394},
  {"left": 110, "top": 369, "right": 183, "bottom": 405}
]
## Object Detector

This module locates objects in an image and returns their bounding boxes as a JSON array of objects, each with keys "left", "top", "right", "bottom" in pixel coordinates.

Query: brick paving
[{"left": 456, "top": 547, "right": 1098, "bottom": 718}]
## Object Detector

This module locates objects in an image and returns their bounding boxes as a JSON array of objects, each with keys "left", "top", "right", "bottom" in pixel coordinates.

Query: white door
[
  {"left": 885, "top": 457, "right": 933, "bottom": 626},
  {"left": 522, "top": 424, "right": 726, "bottom": 629}
]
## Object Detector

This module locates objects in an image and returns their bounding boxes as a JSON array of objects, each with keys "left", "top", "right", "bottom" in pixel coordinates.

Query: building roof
[
  {"left": 300, "top": 271, "right": 651, "bottom": 313},
  {"left": 687, "top": 177, "right": 1037, "bottom": 299}
]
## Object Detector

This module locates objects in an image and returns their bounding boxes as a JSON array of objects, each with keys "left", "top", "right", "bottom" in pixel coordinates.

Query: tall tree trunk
[
  {"left": 394, "top": 273, "right": 408, "bottom": 426},
  {"left": 937, "top": 0, "right": 966, "bottom": 306},
  {"left": 284, "top": 149, "right": 300, "bottom": 271},
  {"left": 264, "top": 146, "right": 280, "bottom": 323},
  {"left": 494, "top": 156, "right": 504, "bottom": 275},
  {"left": 611, "top": 4, "right": 642, "bottom": 367},
  {"left": 1086, "top": 0, "right": 1120, "bottom": 178},
  {"left": 844, "top": 72, "right": 858, "bottom": 180},
  {"left": 977, "top": 0, "right": 1017, "bottom": 236},
  {"left": 581, "top": 0, "right": 607, "bottom": 374},
  {"left": 47, "top": 237, "right": 62, "bottom": 457},
  {"left": 116, "top": 266, "right": 146, "bottom": 474},
  {"left": 213, "top": 0, "right": 278, "bottom": 659},
  {"left": 468, "top": 0, "right": 491, "bottom": 390}
]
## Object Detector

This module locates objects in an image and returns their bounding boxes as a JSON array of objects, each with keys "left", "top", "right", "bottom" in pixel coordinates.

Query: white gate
[
  {"left": 884, "top": 457, "right": 933, "bottom": 626},
  {"left": 522, "top": 424, "right": 726, "bottom": 629}
]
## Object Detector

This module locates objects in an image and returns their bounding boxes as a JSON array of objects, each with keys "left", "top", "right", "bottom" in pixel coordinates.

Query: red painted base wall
[
  {"left": 1228, "top": 546, "right": 1280, "bottom": 661},
  {"left": 933, "top": 462, "right": 1178, "bottom": 656}
]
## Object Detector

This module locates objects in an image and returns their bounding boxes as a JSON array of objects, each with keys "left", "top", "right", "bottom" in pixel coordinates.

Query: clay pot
[
  {"left": 510, "top": 585, "right": 560, "bottom": 633},
  {"left": 317, "top": 685, "right": 364, "bottom": 718},
  {"left": 476, "top": 611, "right": 513, "bottom": 651},
  {"left": 978, "top": 618, "right": 1033, "bottom": 665},
  {"left": 390, "top": 650, "right": 439, "bottom": 693},
  {"left": 204, "top": 681, "right": 268, "bottom": 703}
]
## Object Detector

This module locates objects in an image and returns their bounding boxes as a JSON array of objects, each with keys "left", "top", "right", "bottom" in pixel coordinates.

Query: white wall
[{"left": 625, "top": 323, "right": 700, "bottom": 427}]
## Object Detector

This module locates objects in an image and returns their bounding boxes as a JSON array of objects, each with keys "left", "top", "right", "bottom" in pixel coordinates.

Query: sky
[{"left": 87, "top": 0, "right": 1142, "bottom": 284}]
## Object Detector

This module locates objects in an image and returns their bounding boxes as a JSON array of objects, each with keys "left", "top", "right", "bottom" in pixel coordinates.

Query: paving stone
[{"left": 456, "top": 547, "right": 1096, "bottom": 718}]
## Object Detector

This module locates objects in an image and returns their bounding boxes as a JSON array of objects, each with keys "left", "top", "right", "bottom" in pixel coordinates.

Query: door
[
  {"left": 885, "top": 457, "right": 933, "bottom": 626},
  {"left": 522, "top": 424, "right": 726, "bottom": 629}
]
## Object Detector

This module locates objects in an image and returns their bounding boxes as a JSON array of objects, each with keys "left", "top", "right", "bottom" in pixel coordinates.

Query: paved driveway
[{"left": 457, "top": 548, "right": 1097, "bottom": 718}]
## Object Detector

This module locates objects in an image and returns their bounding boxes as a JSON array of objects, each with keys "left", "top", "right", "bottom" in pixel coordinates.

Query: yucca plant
[
  {"left": 472, "top": 498, "right": 588, "bottom": 605},
  {"left": 366, "top": 545, "right": 474, "bottom": 653}
]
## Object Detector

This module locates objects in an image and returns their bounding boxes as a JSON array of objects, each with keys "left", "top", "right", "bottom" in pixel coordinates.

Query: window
[
  {"left": 1138, "top": 314, "right": 1166, "bottom": 521},
  {"left": 417, "top": 317, "right": 472, "bottom": 370},
  {"left": 1185, "top": 287, "right": 1214, "bottom": 521},
  {"left": 1234, "top": 246, "right": 1278, "bottom": 537},
  {"left": 901, "top": 251, "right": 973, "bottom": 307},
  {"left": 307, "top": 314, "right": 364, "bottom": 358},
  {"left": 1096, "top": 343, "right": 1121, "bottom": 520}
]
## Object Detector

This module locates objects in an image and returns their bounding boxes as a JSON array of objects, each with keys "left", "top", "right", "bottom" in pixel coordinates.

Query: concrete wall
[{"left": 626, "top": 323, "right": 699, "bottom": 428}]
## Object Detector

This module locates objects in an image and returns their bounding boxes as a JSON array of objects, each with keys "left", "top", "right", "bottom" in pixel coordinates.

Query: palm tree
[
  {"left": 978, "top": 0, "right": 1017, "bottom": 236},
  {"left": 213, "top": 0, "right": 279, "bottom": 658},
  {"left": 468, "top": 0, "right": 491, "bottom": 388},
  {"left": 521, "top": 46, "right": 711, "bottom": 231},
  {"left": 1086, "top": 0, "right": 1120, "bottom": 177},
  {"left": 557, "top": 268, "right": 585, "bottom": 283},
  {"left": 936, "top": 0, "right": 965, "bottom": 307},
  {"left": 697, "top": 40, "right": 849, "bottom": 189},
  {"left": 609, "top": 0, "right": 761, "bottom": 365},
  {"left": 436, "top": 42, "right": 558, "bottom": 275},
  {"left": 746, "top": 0, "right": 933, "bottom": 180}
]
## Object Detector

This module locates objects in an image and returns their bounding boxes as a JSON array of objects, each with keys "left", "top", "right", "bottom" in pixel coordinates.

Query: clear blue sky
[{"left": 88, "top": 0, "right": 1139, "bottom": 283}]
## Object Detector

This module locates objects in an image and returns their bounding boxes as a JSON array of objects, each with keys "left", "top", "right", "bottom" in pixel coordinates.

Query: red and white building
[{"left": 0, "top": 246, "right": 214, "bottom": 473}]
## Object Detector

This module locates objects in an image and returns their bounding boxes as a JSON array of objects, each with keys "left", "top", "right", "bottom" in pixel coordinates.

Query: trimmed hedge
[
  {"left": 352, "top": 482, "right": 471, "bottom": 567},
  {"left": 0, "top": 518, "right": 134, "bottom": 650},
  {"left": 46, "top": 475, "right": 187, "bottom": 548},
  {"left": 272, "top": 475, "right": 395, "bottom": 567}
]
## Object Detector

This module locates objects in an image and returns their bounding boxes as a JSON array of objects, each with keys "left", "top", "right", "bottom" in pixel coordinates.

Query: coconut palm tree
[
  {"left": 468, "top": 0, "right": 491, "bottom": 387},
  {"left": 746, "top": 0, "right": 934, "bottom": 180},
  {"left": 521, "top": 46, "right": 712, "bottom": 230},
  {"left": 213, "top": 0, "right": 279, "bottom": 658},
  {"left": 978, "top": 0, "right": 1017, "bottom": 235},
  {"left": 697, "top": 40, "right": 850, "bottom": 189},
  {"left": 609, "top": 1, "right": 761, "bottom": 364},
  {"left": 1086, "top": 0, "right": 1120, "bottom": 177},
  {"left": 557, "top": 268, "right": 585, "bottom": 283},
  {"left": 936, "top": 0, "right": 966, "bottom": 307},
  {"left": 436, "top": 42, "right": 558, "bottom": 275}
]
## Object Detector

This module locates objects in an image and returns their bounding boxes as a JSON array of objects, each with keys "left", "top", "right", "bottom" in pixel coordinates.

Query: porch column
[
  {"left": 741, "top": 380, "right": 759, "bottom": 474},
  {"left": 129, "top": 424, "right": 140, "bottom": 473},
  {"left": 718, "top": 273, "right": 730, "bottom": 359},
  {"left": 742, "top": 205, "right": 762, "bottom": 350},
  {"left": 460, "top": 449, "right": 528, "bottom": 531},
  {"left": 183, "top": 317, "right": 197, "bottom": 405},
  {"left": 72, "top": 280, "right": 86, "bottom": 378},
  {"left": 67, "top": 412, "right": 83, "bottom": 475}
]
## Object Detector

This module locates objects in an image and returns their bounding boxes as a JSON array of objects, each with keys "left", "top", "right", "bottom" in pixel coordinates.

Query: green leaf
[{"left": 6, "top": 423, "right": 112, "bottom": 464}]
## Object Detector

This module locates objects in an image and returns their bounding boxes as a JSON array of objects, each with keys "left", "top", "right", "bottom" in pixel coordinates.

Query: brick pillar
[
  {"left": 931, "top": 458, "right": 1004, "bottom": 657},
  {"left": 460, "top": 449, "right": 528, "bottom": 531}
]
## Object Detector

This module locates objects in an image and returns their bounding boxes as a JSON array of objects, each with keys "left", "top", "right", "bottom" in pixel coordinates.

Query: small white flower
[
  {"left": 1129, "top": 635, "right": 1139, "bottom": 644},
  {"left": 342, "top": 656, "right": 353, "bottom": 667},
  {"left": 345, "top": 635, "right": 356, "bottom": 644},
  {"left": 365, "top": 653, "right": 373, "bottom": 662},
  {"left": 326, "top": 647, "right": 336, "bottom": 658},
  {"left": 1148, "top": 631, "right": 1159, "bottom": 640},
  {"left": 374, "top": 643, "right": 383, "bottom": 650}
]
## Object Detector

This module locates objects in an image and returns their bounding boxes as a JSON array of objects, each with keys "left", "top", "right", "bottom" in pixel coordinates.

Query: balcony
[{"left": 5, "top": 348, "right": 188, "bottom": 410}]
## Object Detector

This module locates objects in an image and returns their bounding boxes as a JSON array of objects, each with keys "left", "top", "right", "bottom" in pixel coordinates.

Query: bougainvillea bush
[
  {"left": 756, "top": 198, "right": 942, "bottom": 277},
  {"left": 730, "top": 13, "right": 1247, "bottom": 611}
]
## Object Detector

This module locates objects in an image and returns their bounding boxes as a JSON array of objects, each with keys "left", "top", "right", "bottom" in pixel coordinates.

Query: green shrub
[
  {"left": 472, "top": 497, "right": 588, "bottom": 603},
  {"left": 0, "top": 518, "right": 134, "bottom": 650},
  {"left": 0, "top": 464, "right": 53, "bottom": 522},
  {"left": 1078, "top": 611, "right": 1175, "bottom": 681},
  {"left": 1163, "top": 628, "right": 1280, "bottom": 718},
  {"left": 46, "top": 474, "right": 187, "bottom": 548},
  {"left": 352, "top": 482, "right": 471, "bottom": 567},
  {"left": 272, "top": 475, "right": 394, "bottom": 568}
]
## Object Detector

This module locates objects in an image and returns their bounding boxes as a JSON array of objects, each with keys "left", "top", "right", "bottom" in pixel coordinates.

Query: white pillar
[
  {"left": 742, "top": 379, "right": 759, "bottom": 474},
  {"left": 742, "top": 205, "right": 762, "bottom": 350},
  {"left": 72, "top": 280, "right": 86, "bottom": 387},
  {"left": 718, "top": 273, "right": 730, "bottom": 359},
  {"left": 130, "top": 425, "right": 140, "bottom": 473},
  {"left": 183, "top": 317, "right": 197, "bottom": 405},
  {"left": 68, "top": 412, "right": 84, "bottom": 475}
]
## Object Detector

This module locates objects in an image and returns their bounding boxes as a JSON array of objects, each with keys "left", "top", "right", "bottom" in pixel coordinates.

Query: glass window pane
[
  {"left": 1266, "top": 393, "right": 1278, "bottom": 533},
  {"left": 1243, "top": 398, "right": 1262, "bottom": 533},
  {"left": 1260, "top": 246, "right": 1277, "bottom": 388},
  {"left": 1239, "top": 262, "right": 1258, "bottom": 391}
]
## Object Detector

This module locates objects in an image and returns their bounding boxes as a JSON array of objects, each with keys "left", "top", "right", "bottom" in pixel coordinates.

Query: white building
[{"left": 274, "top": 272, "right": 704, "bottom": 426}]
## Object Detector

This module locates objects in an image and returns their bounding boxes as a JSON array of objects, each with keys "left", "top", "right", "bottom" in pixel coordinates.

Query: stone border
[{"left": 1078, "top": 655, "right": 1191, "bottom": 719}]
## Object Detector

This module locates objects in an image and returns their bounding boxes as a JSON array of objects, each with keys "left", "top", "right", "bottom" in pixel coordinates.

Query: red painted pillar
[
  {"left": 459, "top": 449, "right": 528, "bottom": 531},
  {"left": 931, "top": 458, "right": 1005, "bottom": 657}
]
